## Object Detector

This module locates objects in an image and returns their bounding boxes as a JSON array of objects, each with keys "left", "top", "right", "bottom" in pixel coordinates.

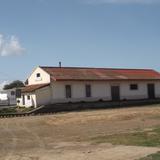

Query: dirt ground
[{"left": 1, "top": 105, "right": 160, "bottom": 160}]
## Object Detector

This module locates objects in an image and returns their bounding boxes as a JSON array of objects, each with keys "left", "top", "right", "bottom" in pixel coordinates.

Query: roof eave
[{"left": 52, "top": 78, "right": 160, "bottom": 82}]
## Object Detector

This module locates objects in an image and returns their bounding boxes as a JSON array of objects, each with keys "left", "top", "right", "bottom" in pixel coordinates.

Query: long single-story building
[{"left": 17, "top": 66, "right": 160, "bottom": 108}]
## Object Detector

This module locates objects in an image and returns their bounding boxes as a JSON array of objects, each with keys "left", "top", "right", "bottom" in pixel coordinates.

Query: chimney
[{"left": 59, "top": 62, "right": 62, "bottom": 68}]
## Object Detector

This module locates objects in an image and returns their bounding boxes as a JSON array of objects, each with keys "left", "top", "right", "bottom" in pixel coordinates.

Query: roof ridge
[{"left": 40, "top": 66, "right": 155, "bottom": 71}]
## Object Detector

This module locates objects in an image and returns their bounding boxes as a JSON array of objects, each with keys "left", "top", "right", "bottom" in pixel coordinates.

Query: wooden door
[
  {"left": 111, "top": 86, "right": 120, "bottom": 101},
  {"left": 147, "top": 84, "right": 155, "bottom": 99},
  {"left": 22, "top": 95, "right": 25, "bottom": 105}
]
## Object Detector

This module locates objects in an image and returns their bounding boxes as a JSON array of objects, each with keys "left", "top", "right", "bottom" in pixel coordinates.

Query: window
[
  {"left": 16, "top": 89, "right": 21, "bottom": 98},
  {"left": 86, "top": 85, "right": 91, "bottom": 97},
  {"left": 11, "top": 91, "right": 15, "bottom": 96},
  {"left": 36, "top": 73, "right": 41, "bottom": 78},
  {"left": 27, "top": 95, "right": 30, "bottom": 100},
  {"left": 36, "top": 73, "right": 42, "bottom": 81},
  {"left": 65, "top": 85, "right": 72, "bottom": 98},
  {"left": 130, "top": 84, "right": 138, "bottom": 90}
]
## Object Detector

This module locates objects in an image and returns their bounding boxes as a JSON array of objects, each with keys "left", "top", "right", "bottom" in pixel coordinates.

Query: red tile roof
[
  {"left": 40, "top": 66, "right": 160, "bottom": 81},
  {"left": 22, "top": 83, "right": 50, "bottom": 93}
]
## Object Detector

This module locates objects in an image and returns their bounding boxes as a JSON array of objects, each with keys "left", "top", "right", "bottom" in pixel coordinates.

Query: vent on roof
[{"left": 59, "top": 62, "right": 62, "bottom": 68}]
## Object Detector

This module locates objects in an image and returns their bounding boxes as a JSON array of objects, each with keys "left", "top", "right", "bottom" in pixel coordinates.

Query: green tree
[{"left": 3, "top": 80, "right": 24, "bottom": 90}]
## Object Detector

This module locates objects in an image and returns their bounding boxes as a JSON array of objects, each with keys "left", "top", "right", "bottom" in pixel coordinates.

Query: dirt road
[{"left": 0, "top": 105, "right": 160, "bottom": 160}]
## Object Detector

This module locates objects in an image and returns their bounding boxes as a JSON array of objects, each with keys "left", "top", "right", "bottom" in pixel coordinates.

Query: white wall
[
  {"left": 28, "top": 67, "right": 50, "bottom": 85},
  {"left": 51, "top": 81, "right": 111, "bottom": 103},
  {"left": 0, "top": 93, "right": 8, "bottom": 105},
  {"left": 17, "top": 93, "right": 36, "bottom": 108},
  {"left": 36, "top": 86, "right": 52, "bottom": 106},
  {"left": 17, "top": 80, "right": 160, "bottom": 107},
  {"left": 2, "top": 89, "right": 17, "bottom": 105},
  {"left": 0, "top": 93, "right": 8, "bottom": 101},
  {"left": 155, "top": 81, "right": 160, "bottom": 98},
  {"left": 16, "top": 86, "right": 51, "bottom": 108},
  {"left": 51, "top": 81, "right": 160, "bottom": 103},
  {"left": 120, "top": 81, "right": 148, "bottom": 100},
  {"left": 122, "top": 81, "right": 160, "bottom": 99}
]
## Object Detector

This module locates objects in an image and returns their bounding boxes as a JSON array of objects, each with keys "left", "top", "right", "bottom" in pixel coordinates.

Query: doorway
[
  {"left": 111, "top": 86, "right": 120, "bottom": 101},
  {"left": 22, "top": 95, "right": 25, "bottom": 105},
  {"left": 147, "top": 84, "right": 155, "bottom": 99}
]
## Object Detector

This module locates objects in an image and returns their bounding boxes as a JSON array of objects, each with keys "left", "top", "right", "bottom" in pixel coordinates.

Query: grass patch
[
  {"left": 0, "top": 107, "right": 17, "bottom": 114},
  {"left": 0, "top": 106, "right": 34, "bottom": 114},
  {"left": 139, "top": 152, "right": 160, "bottom": 160},
  {"left": 149, "top": 115, "right": 160, "bottom": 120},
  {"left": 17, "top": 106, "right": 34, "bottom": 112},
  {"left": 91, "top": 128, "right": 160, "bottom": 147}
]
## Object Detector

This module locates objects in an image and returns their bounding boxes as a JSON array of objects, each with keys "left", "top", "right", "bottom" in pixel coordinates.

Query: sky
[{"left": 0, "top": 0, "right": 160, "bottom": 88}]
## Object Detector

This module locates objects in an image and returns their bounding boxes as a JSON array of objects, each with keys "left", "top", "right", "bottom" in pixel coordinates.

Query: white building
[
  {"left": 0, "top": 92, "right": 8, "bottom": 105},
  {"left": 17, "top": 66, "right": 160, "bottom": 108},
  {"left": 1, "top": 88, "right": 17, "bottom": 106}
]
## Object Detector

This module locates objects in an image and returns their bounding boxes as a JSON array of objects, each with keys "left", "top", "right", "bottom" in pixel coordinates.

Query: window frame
[
  {"left": 130, "top": 84, "right": 138, "bottom": 90},
  {"left": 27, "top": 95, "right": 31, "bottom": 100},
  {"left": 36, "top": 73, "right": 41, "bottom": 78},
  {"left": 11, "top": 91, "right": 15, "bottom": 96},
  {"left": 16, "top": 89, "right": 21, "bottom": 98}
]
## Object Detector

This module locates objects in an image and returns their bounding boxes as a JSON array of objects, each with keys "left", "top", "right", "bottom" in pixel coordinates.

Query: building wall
[
  {"left": 0, "top": 93, "right": 8, "bottom": 105},
  {"left": 17, "top": 86, "right": 52, "bottom": 108},
  {"left": 120, "top": 81, "right": 148, "bottom": 100},
  {"left": 17, "top": 93, "right": 36, "bottom": 108},
  {"left": 155, "top": 82, "right": 160, "bottom": 98},
  {"left": 50, "top": 81, "right": 111, "bottom": 103},
  {"left": 1, "top": 88, "right": 17, "bottom": 105},
  {"left": 36, "top": 86, "right": 52, "bottom": 106},
  {"left": 28, "top": 67, "right": 50, "bottom": 85},
  {"left": 50, "top": 81, "right": 160, "bottom": 103},
  {"left": 17, "top": 80, "right": 160, "bottom": 107}
]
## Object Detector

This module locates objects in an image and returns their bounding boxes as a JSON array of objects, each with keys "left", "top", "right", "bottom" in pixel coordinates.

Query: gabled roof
[
  {"left": 22, "top": 83, "right": 50, "bottom": 93},
  {"left": 40, "top": 66, "right": 160, "bottom": 81}
]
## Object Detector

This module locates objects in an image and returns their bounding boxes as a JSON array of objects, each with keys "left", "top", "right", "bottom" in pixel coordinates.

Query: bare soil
[{"left": 1, "top": 105, "right": 160, "bottom": 160}]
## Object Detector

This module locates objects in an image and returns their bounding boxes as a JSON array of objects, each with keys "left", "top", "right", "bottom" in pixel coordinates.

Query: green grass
[
  {"left": 0, "top": 106, "right": 34, "bottom": 114},
  {"left": 17, "top": 106, "right": 34, "bottom": 112},
  {"left": 139, "top": 152, "right": 160, "bottom": 160},
  {"left": 0, "top": 107, "right": 17, "bottom": 114},
  {"left": 91, "top": 128, "right": 160, "bottom": 147}
]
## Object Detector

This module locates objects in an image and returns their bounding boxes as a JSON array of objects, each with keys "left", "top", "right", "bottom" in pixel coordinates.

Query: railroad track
[
  {"left": 0, "top": 112, "right": 56, "bottom": 118},
  {"left": 0, "top": 105, "right": 48, "bottom": 118},
  {"left": 0, "top": 112, "right": 33, "bottom": 118},
  {"left": 0, "top": 99, "right": 160, "bottom": 118}
]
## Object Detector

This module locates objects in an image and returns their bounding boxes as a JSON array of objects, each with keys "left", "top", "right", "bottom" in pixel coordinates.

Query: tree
[{"left": 3, "top": 80, "right": 24, "bottom": 90}]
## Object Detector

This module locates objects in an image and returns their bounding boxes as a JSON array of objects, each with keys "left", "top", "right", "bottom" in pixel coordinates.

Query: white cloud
[
  {"left": 84, "top": 0, "right": 160, "bottom": 4},
  {"left": 0, "top": 34, "right": 25, "bottom": 56},
  {"left": 0, "top": 81, "right": 8, "bottom": 91}
]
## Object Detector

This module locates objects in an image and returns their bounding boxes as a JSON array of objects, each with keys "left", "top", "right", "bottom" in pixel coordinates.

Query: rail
[{"left": 0, "top": 99, "right": 160, "bottom": 118}]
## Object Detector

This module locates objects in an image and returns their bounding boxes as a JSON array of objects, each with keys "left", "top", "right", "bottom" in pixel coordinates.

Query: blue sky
[{"left": 0, "top": 0, "right": 160, "bottom": 87}]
